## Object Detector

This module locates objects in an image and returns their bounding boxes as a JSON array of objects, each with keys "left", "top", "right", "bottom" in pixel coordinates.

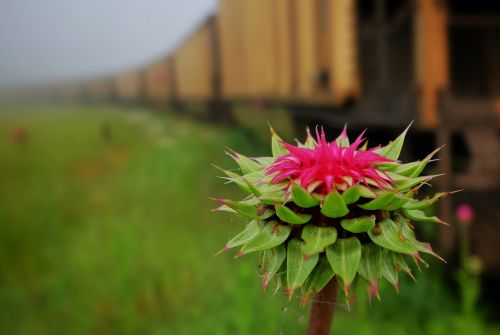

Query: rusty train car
[{"left": 100, "top": 0, "right": 499, "bottom": 127}]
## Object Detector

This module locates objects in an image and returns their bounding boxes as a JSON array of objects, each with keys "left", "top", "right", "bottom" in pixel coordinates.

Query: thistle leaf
[
  {"left": 261, "top": 244, "right": 287, "bottom": 290},
  {"left": 259, "top": 190, "right": 285, "bottom": 205},
  {"left": 291, "top": 184, "right": 320, "bottom": 208},
  {"left": 241, "top": 170, "right": 266, "bottom": 184},
  {"left": 358, "top": 244, "right": 382, "bottom": 279},
  {"left": 253, "top": 156, "right": 275, "bottom": 166},
  {"left": 223, "top": 220, "right": 262, "bottom": 250},
  {"left": 301, "top": 255, "right": 335, "bottom": 306},
  {"left": 381, "top": 250, "right": 400, "bottom": 292},
  {"left": 275, "top": 204, "right": 312, "bottom": 224},
  {"left": 393, "top": 252, "right": 415, "bottom": 281},
  {"left": 388, "top": 146, "right": 439, "bottom": 178},
  {"left": 357, "top": 244, "right": 383, "bottom": 300},
  {"left": 408, "top": 147, "right": 440, "bottom": 177},
  {"left": 377, "top": 161, "right": 400, "bottom": 171},
  {"left": 240, "top": 177, "right": 262, "bottom": 196},
  {"left": 358, "top": 185, "right": 377, "bottom": 198},
  {"left": 375, "top": 123, "right": 411, "bottom": 160},
  {"left": 396, "top": 175, "right": 435, "bottom": 192},
  {"left": 368, "top": 218, "right": 418, "bottom": 254},
  {"left": 213, "top": 204, "right": 237, "bottom": 214},
  {"left": 385, "top": 194, "right": 411, "bottom": 211},
  {"left": 215, "top": 199, "right": 274, "bottom": 220},
  {"left": 239, "top": 221, "right": 291, "bottom": 255},
  {"left": 391, "top": 161, "right": 422, "bottom": 176},
  {"left": 341, "top": 215, "right": 376, "bottom": 233},
  {"left": 401, "top": 208, "right": 446, "bottom": 225},
  {"left": 321, "top": 191, "right": 349, "bottom": 218},
  {"left": 301, "top": 225, "right": 338, "bottom": 256},
  {"left": 270, "top": 127, "right": 288, "bottom": 157},
  {"left": 358, "top": 192, "right": 399, "bottom": 210},
  {"left": 278, "top": 262, "right": 287, "bottom": 293},
  {"left": 286, "top": 239, "right": 319, "bottom": 298},
  {"left": 403, "top": 191, "right": 457, "bottom": 210},
  {"left": 341, "top": 185, "right": 361, "bottom": 205},
  {"left": 396, "top": 215, "right": 445, "bottom": 261},
  {"left": 305, "top": 255, "right": 335, "bottom": 292},
  {"left": 213, "top": 165, "right": 253, "bottom": 194},
  {"left": 228, "top": 150, "right": 261, "bottom": 174},
  {"left": 326, "top": 237, "right": 362, "bottom": 294}
]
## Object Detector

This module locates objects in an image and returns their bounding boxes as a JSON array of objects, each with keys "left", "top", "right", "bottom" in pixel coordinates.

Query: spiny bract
[{"left": 213, "top": 125, "right": 453, "bottom": 305}]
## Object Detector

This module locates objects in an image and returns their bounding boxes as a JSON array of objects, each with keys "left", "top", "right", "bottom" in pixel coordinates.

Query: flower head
[
  {"left": 213, "top": 125, "right": 453, "bottom": 305},
  {"left": 267, "top": 127, "right": 393, "bottom": 194}
]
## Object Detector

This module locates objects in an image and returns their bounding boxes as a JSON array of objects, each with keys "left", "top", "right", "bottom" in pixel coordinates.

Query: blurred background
[{"left": 0, "top": 0, "right": 499, "bottom": 334}]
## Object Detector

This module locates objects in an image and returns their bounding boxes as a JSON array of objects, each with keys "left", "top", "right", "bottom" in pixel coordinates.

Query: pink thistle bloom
[{"left": 266, "top": 127, "right": 394, "bottom": 194}]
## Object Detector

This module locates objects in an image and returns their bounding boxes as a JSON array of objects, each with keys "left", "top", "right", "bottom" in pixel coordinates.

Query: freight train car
[
  {"left": 169, "top": 16, "right": 226, "bottom": 120},
  {"left": 83, "top": 77, "right": 116, "bottom": 103},
  {"left": 114, "top": 70, "right": 146, "bottom": 104},
  {"left": 220, "top": 0, "right": 361, "bottom": 105},
  {"left": 54, "top": 0, "right": 499, "bottom": 132},
  {"left": 51, "top": 82, "right": 85, "bottom": 102},
  {"left": 144, "top": 57, "right": 173, "bottom": 109}
]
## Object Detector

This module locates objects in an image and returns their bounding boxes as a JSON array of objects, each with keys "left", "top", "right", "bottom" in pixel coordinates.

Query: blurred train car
[
  {"left": 50, "top": 0, "right": 500, "bottom": 132},
  {"left": 51, "top": 82, "right": 85, "bottom": 102},
  {"left": 169, "top": 16, "right": 224, "bottom": 119},
  {"left": 144, "top": 57, "right": 173, "bottom": 109},
  {"left": 217, "top": 0, "right": 360, "bottom": 106},
  {"left": 82, "top": 77, "right": 115, "bottom": 103},
  {"left": 114, "top": 70, "right": 146, "bottom": 104}
]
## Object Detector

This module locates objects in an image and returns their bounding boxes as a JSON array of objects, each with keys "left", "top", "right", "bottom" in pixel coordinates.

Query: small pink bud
[{"left": 456, "top": 204, "right": 474, "bottom": 223}]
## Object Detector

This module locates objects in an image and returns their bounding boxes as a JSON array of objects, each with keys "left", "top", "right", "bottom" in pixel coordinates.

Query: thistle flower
[
  {"left": 213, "top": 125, "right": 453, "bottom": 304},
  {"left": 267, "top": 127, "right": 393, "bottom": 194},
  {"left": 456, "top": 204, "right": 474, "bottom": 223}
]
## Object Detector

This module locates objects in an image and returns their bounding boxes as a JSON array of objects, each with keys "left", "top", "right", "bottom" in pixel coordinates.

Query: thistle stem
[{"left": 307, "top": 279, "right": 338, "bottom": 335}]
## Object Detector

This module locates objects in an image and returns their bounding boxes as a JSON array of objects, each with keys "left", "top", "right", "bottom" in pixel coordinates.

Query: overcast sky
[{"left": 0, "top": 0, "right": 216, "bottom": 88}]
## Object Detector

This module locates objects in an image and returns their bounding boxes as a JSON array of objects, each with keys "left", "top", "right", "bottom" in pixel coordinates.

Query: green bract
[{"left": 213, "top": 126, "right": 453, "bottom": 304}]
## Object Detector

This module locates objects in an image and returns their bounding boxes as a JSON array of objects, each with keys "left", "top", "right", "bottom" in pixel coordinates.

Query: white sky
[{"left": 0, "top": 0, "right": 216, "bottom": 88}]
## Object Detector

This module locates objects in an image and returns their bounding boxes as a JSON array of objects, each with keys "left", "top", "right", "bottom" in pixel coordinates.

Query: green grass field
[{"left": 0, "top": 105, "right": 498, "bottom": 334}]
